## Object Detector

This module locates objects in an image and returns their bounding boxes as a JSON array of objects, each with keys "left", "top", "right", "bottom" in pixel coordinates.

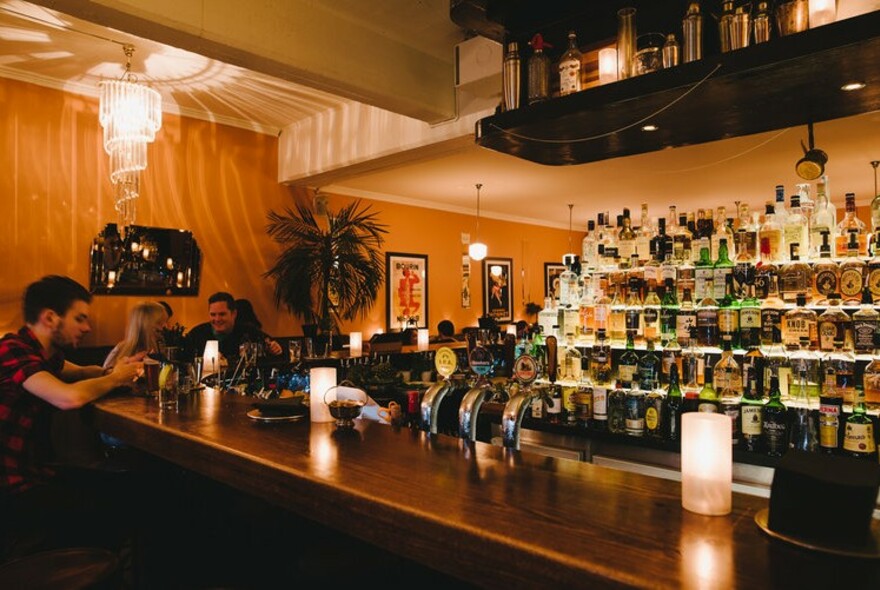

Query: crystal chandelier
[{"left": 99, "top": 44, "right": 161, "bottom": 225}]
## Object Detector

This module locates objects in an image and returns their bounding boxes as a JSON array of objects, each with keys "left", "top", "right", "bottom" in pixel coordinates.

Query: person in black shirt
[{"left": 183, "top": 292, "right": 282, "bottom": 363}]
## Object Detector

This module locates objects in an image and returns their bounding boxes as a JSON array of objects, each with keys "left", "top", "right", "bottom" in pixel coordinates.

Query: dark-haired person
[
  {"left": 0, "top": 275, "right": 144, "bottom": 558},
  {"left": 183, "top": 292, "right": 282, "bottom": 363},
  {"left": 433, "top": 319, "right": 458, "bottom": 343}
]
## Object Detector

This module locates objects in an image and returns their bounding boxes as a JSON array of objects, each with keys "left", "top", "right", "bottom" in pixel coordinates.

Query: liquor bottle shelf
[{"left": 475, "top": 11, "right": 880, "bottom": 165}]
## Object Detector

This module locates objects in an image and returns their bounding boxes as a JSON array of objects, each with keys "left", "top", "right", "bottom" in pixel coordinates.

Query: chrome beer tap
[{"left": 502, "top": 335, "right": 557, "bottom": 449}]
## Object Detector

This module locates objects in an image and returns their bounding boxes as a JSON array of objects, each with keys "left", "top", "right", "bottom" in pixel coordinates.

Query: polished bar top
[{"left": 94, "top": 390, "right": 879, "bottom": 588}]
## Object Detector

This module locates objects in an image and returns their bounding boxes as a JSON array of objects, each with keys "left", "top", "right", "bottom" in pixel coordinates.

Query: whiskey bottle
[
  {"left": 733, "top": 229, "right": 756, "bottom": 298},
  {"left": 735, "top": 202, "right": 759, "bottom": 261},
  {"left": 863, "top": 332, "right": 880, "bottom": 410},
  {"left": 782, "top": 293, "right": 817, "bottom": 351},
  {"left": 762, "top": 376, "right": 788, "bottom": 457},
  {"left": 638, "top": 337, "right": 661, "bottom": 393},
  {"left": 713, "top": 238, "right": 734, "bottom": 300},
  {"left": 812, "top": 231, "right": 839, "bottom": 305},
  {"left": 625, "top": 385, "right": 646, "bottom": 437},
  {"left": 740, "top": 345, "right": 765, "bottom": 452},
  {"left": 644, "top": 384, "right": 665, "bottom": 439},
  {"left": 718, "top": 273, "right": 740, "bottom": 349},
  {"left": 609, "top": 285, "right": 627, "bottom": 345},
  {"left": 779, "top": 244, "right": 812, "bottom": 303},
  {"left": 635, "top": 203, "right": 653, "bottom": 264},
  {"left": 867, "top": 231, "right": 880, "bottom": 301},
  {"left": 618, "top": 331, "right": 639, "bottom": 389},
  {"left": 558, "top": 30, "right": 583, "bottom": 97},
  {"left": 676, "top": 212, "right": 693, "bottom": 262},
  {"left": 698, "top": 365, "right": 719, "bottom": 413},
  {"left": 696, "top": 277, "right": 719, "bottom": 348},
  {"left": 624, "top": 278, "right": 643, "bottom": 344},
  {"left": 664, "top": 363, "right": 684, "bottom": 442},
  {"left": 661, "top": 332, "right": 682, "bottom": 387},
  {"left": 825, "top": 340, "right": 856, "bottom": 405},
  {"left": 835, "top": 192, "right": 866, "bottom": 257},
  {"left": 618, "top": 209, "right": 637, "bottom": 261},
  {"left": 643, "top": 285, "right": 661, "bottom": 343},
  {"left": 608, "top": 386, "right": 627, "bottom": 434},
  {"left": 760, "top": 274, "right": 785, "bottom": 347},
  {"left": 695, "top": 244, "right": 713, "bottom": 301},
  {"left": 851, "top": 286, "right": 879, "bottom": 355},
  {"left": 817, "top": 294, "right": 853, "bottom": 352},
  {"left": 676, "top": 288, "right": 696, "bottom": 347},
  {"left": 716, "top": 338, "right": 743, "bottom": 444},
  {"left": 838, "top": 231, "right": 866, "bottom": 305},
  {"left": 591, "top": 329, "right": 611, "bottom": 432},
  {"left": 660, "top": 278, "right": 679, "bottom": 347},
  {"left": 739, "top": 284, "right": 762, "bottom": 349},
  {"left": 843, "top": 388, "right": 877, "bottom": 460}
]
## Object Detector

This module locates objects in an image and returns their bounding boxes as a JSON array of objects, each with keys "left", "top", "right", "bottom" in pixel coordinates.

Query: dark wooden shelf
[{"left": 475, "top": 10, "right": 880, "bottom": 166}]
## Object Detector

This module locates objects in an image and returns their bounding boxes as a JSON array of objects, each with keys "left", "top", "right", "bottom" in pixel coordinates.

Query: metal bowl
[{"left": 327, "top": 399, "right": 365, "bottom": 428}]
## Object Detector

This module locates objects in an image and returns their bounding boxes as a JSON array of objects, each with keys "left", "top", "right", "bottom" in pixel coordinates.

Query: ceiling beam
[{"left": 32, "top": 0, "right": 461, "bottom": 123}]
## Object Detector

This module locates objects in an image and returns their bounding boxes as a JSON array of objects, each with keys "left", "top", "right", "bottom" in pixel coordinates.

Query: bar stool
[{"left": 0, "top": 547, "right": 120, "bottom": 589}]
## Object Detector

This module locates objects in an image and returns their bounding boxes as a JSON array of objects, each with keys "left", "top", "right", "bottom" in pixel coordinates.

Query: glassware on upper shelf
[{"left": 527, "top": 33, "right": 552, "bottom": 104}]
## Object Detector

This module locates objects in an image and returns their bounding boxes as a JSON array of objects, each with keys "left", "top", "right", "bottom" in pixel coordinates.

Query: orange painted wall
[{"left": 0, "top": 78, "right": 572, "bottom": 347}]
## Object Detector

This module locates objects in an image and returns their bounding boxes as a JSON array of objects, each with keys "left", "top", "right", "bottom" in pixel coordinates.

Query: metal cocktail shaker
[
  {"left": 502, "top": 41, "right": 521, "bottom": 111},
  {"left": 662, "top": 33, "right": 680, "bottom": 69},
  {"left": 682, "top": 2, "right": 703, "bottom": 63},
  {"left": 730, "top": 6, "right": 751, "bottom": 50},
  {"left": 754, "top": 2, "right": 771, "bottom": 44}
]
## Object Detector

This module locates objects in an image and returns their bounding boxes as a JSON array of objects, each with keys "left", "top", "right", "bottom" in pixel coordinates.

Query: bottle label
[
  {"left": 763, "top": 419, "right": 787, "bottom": 453},
  {"left": 839, "top": 268, "right": 863, "bottom": 299},
  {"left": 718, "top": 309, "right": 739, "bottom": 333},
  {"left": 760, "top": 309, "right": 782, "bottom": 343},
  {"left": 660, "top": 308, "right": 677, "bottom": 334},
  {"left": 618, "top": 241, "right": 635, "bottom": 259},
  {"left": 676, "top": 312, "right": 695, "bottom": 339},
  {"left": 695, "top": 268, "right": 712, "bottom": 300},
  {"left": 818, "top": 402, "right": 841, "bottom": 448},
  {"left": 853, "top": 320, "right": 876, "bottom": 352},
  {"left": 531, "top": 396, "right": 544, "bottom": 418},
  {"left": 722, "top": 403, "right": 740, "bottom": 443},
  {"left": 547, "top": 396, "right": 562, "bottom": 415},
  {"left": 696, "top": 309, "right": 718, "bottom": 330},
  {"left": 783, "top": 317, "right": 813, "bottom": 346},
  {"left": 713, "top": 268, "right": 732, "bottom": 299},
  {"left": 643, "top": 265, "right": 659, "bottom": 284},
  {"left": 869, "top": 268, "right": 880, "bottom": 299},
  {"left": 741, "top": 405, "right": 762, "bottom": 435},
  {"left": 645, "top": 405, "right": 659, "bottom": 430},
  {"left": 814, "top": 269, "right": 838, "bottom": 296},
  {"left": 558, "top": 57, "right": 581, "bottom": 95},
  {"left": 592, "top": 387, "right": 607, "bottom": 417},
  {"left": 619, "top": 365, "right": 636, "bottom": 384},
  {"left": 740, "top": 307, "right": 760, "bottom": 328},
  {"left": 625, "top": 309, "right": 641, "bottom": 331},
  {"left": 818, "top": 320, "right": 841, "bottom": 351},
  {"left": 697, "top": 402, "right": 717, "bottom": 413},
  {"left": 754, "top": 273, "right": 770, "bottom": 299},
  {"left": 843, "top": 422, "right": 875, "bottom": 454},
  {"left": 562, "top": 386, "right": 578, "bottom": 413},
  {"left": 574, "top": 387, "right": 592, "bottom": 422},
  {"left": 625, "top": 394, "right": 645, "bottom": 434}
]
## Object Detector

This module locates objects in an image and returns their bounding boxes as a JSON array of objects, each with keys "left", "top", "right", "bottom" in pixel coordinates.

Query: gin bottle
[
  {"left": 557, "top": 31, "right": 582, "bottom": 96},
  {"left": 789, "top": 354, "right": 818, "bottom": 452},
  {"left": 664, "top": 363, "right": 684, "bottom": 442},
  {"left": 782, "top": 194, "right": 809, "bottom": 262},
  {"left": 835, "top": 193, "right": 866, "bottom": 257},
  {"left": 810, "top": 176, "right": 836, "bottom": 259}
]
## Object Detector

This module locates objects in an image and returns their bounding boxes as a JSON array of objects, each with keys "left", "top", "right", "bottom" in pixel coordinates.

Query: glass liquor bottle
[
  {"left": 625, "top": 278, "right": 643, "bottom": 344},
  {"left": 677, "top": 255, "right": 696, "bottom": 303},
  {"left": 735, "top": 202, "right": 758, "bottom": 262},
  {"left": 682, "top": 327, "right": 704, "bottom": 399},
  {"left": 852, "top": 286, "right": 879, "bottom": 355},
  {"left": 557, "top": 30, "right": 582, "bottom": 97},
  {"left": 591, "top": 329, "right": 612, "bottom": 431},
  {"left": 812, "top": 231, "right": 839, "bottom": 304},
  {"left": 643, "top": 285, "right": 661, "bottom": 343},
  {"left": 819, "top": 358, "right": 844, "bottom": 454},
  {"left": 594, "top": 285, "right": 610, "bottom": 333},
  {"left": 582, "top": 219, "right": 598, "bottom": 271},
  {"left": 733, "top": 230, "right": 756, "bottom": 298},
  {"left": 660, "top": 252, "right": 678, "bottom": 291},
  {"left": 638, "top": 337, "right": 661, "bottom": 393},
  {"left": 760, "top": 274, "right": 785, "bottom": 347},
  {"left": 782, "top": 194, "right": 809, "bottom": 262},
  {"left": 774, "top": 184, "right": 788, "bottom": 226},
  {"left": 810, "top": 176, "right": 836, "bottom": 259},
  {"left": 677, "top": 288, "right": 697, "bottom": 348},
  {"left": 577, "top": 277, "right": 596, "bottom": 344},
  {"left": 782, "top": 293, "right": 817, "bottom": 351},
  {"left": 675, "top": 211, "right": 693, "bottom": 262},
  {"left": 698, "top": 365, "right": 719, "bottom": 413},
  {"left": 661, "top": 329, "right": 682, "bottom": 387},
  {"left": 538, "top": 296, "right": 557, "bottom": 340},
  {"left": 779, "top": 244, "right": 812, "bottom": 304},
  {"left": 643, "top": 221, "right": 662, "bottom": 291},
  {"left": 863, "top": 332, "right": 880, "bottom": 410},
  {"left": 635, "top": 203, "right": 652, "bottom": 265},
  {"left": 713, "top": 238, "right": 734, "bottom": 300},
  {"left": 789, "top": 349, "right": 818, "bottom": 452},
  {"left": 740, "top": 344, "right": 765, "bottom": 452},
  {"left": 867, "top": 231, "right": 880, "bottom": 301},
  {"left": 825, "top": 339, "right": 856, "bottom": 405},
  {"left": 527, "top": 33, "right": 551, "bottom": 104},
  {"left": 758, "top": 202, "right": 783, "bottom": 265},
  {"left": 696, "top": 277, "right": 719, "bottom": 348},
  {"left": 739, "top": 284, "right": 762, "bottom": 350},
  {"left": 624, "top": 384, "right": 646, "bottom": 437},
  {"left": 835, "top": 192, "right": 866, "bottom": 257},
  {"left": 668, "top": 206, "right": 681, "bottom": 261},
  {"left": 754, "top": 256, "right": 778, "bottom": 301},
  {"left": 695, "top": 244, "right": 713, "bottom": 301},
  {"left": 718, "top": 273, "right": 740, "bottom": 349},
  {"left": 664, "top": 363, "right": 684, "bottom": 442},
  {"left": 818, "top": 294, "right": 853, "bottom": 352},
  {"left": 618, "top": 209, "right": 637, "bottom": 262},
  {"left": 716, "top": 338, "right": 743, "bottom": 443},
  {"left": 560, "top": 333, "right": 583, "bottom": 383},
  {"left": 644, "top": 378, "right": 665, "bottom": 439},
  {"left": 608, "top": 384, "right": 627, "bottom": 434},
  {"left": 618, "top": 331, "right": 639, "bottom": 389},
  {"left": 762, "top": 376, "right": 787, "bottom": 457},
  {"left": 843, "top": 388, "right": 877, "bottom": 460},
  {"left": 609, "top": 285, "right": 627, "bottom": 346},
  {"left": 660, "top": 278, "right": 679, "bottom": 347},
  {"left": 838, "top": 231, "right": 866, "bottom": 305}
]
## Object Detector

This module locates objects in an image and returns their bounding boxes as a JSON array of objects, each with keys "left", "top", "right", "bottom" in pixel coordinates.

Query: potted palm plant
[{"left": 264, "top": 198, "right": 387, "bottom": 352}]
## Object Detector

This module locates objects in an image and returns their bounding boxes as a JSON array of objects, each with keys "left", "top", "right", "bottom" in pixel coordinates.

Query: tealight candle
[
  {"left": 599, "top": 47, "right": 619, "bottom": 84},
  {"left": 417, "top": 328, "right": 429, "bottom": 351},
  {"left": 203, "top": 340, "right": 219, "bottom": 377},
  {"left": 349, "top": 331, "right": 362, "bottom": 357},
  {"left": 809, "top": 0, "right": 836, "bottom": 27},
  {"left": 309, "top": 367, "right": 337, "bottom": 423}
]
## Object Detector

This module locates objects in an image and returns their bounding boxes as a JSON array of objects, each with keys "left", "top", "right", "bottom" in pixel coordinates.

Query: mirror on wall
[{"left": 88, "top": 223, "right": 202, "bottom": 295}]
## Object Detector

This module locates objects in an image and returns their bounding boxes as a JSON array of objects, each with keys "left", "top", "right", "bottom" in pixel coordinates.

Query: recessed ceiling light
[
  {"left": 841, "top": 81, "right": 866, "bottom": 91},
  {"left": 642, "top": 124, "right": 659, "bottom": 132}
]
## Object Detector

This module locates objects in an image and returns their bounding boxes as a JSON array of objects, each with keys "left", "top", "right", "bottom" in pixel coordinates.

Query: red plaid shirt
[{"left": 0, "top": 327, "right": 64, "bottom": 495}]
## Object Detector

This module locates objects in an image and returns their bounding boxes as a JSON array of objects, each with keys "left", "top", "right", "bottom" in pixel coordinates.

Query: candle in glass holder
[
  {"left": 310, "top": 367, "right": 337, "bottom": 423},
  {"left": 176, "top": 272, "right": 184, "bottom": 288},
  {"left": 599, "top": 47, "right": 618, "bottom": 84},
  {"left": 107, "top": 270, "right": 116, "bottom": 288},
  {"left": 417, "top": 328, "right": 429, "bottom": 351},
  {"left": 681, "top": 412, "right": 732, "bottom": 515},
  {"left": 203, "top": 340, "right": 219, "bottom": 377},
  {"left": 809, "top": 0, "right": 836, "bottom": 27},
  {"left": 349, "top": 331, "right": 362, "bottom": 357}
]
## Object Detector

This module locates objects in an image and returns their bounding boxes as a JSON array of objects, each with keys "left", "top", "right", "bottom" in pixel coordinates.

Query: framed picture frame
[
  {"left": 544, "top": 262, "right": 566, "bottom": 302},
  {"left": 482, "top": 257, "right": 513, "bottom": 323},
  {"left": 385, "top": 252, "right": 428, "bottom": 331}
]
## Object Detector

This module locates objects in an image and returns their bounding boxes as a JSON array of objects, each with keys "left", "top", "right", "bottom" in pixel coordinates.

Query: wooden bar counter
[{"left": 93, "top": 389, "right": 879, "bottom": 588}]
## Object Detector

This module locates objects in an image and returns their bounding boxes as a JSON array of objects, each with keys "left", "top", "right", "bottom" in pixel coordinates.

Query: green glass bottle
[
  {"left": 660, "top": 277, "right": 679, "bottom": 347},
  {"left": 697, "top": 365, "right": 719, "bottom": 413},
  {"left": 618, "top": 331, "right": 639, "bottom": 389},
  {"left": 739, "top": 283, "right": 762, "bottom": 349},
  {"left": 713, "top": 237, "right": 734, "bottom": 300},
  {"left": 762, "top": 376, "right": 787, "bottom": 457},
  {"left": 718, "top": 273, "right": 741, "bottom": 349},
  {"left": 695, "top": 245, "right": 714, "bottom": 301},
  {"left": 843, "top": 388, "right": 877, "bottom": 460},
  {"left": 664, "top": 363, "right": 684, "bottom": 442}
]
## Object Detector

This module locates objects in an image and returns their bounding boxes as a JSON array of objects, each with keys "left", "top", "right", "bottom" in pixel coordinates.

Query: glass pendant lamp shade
[{"left": 469, "top": 183, "right": 488, "bottom": 261}]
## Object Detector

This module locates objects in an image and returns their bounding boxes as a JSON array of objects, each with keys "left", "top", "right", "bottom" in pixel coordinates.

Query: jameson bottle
[
  {"left": 664, "top": 363, "right": 684, "bottom": 442},
  {"left": 762, "top": 376, "right": 787, "bottom": 457},
  {"left": 717, "top": 273, "right": 740, "bottom": 349},
  {"left": 843, "top": 388, "right": 877, "bottom": 460},
  {"left": 739, "top": 284, "right": 762, "bottom": 349},
  {"left": 740, "top": 354, "right": 764, "bottom": 453}
]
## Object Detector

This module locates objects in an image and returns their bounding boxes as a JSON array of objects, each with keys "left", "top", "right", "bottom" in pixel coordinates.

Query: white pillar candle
[
  {"left": 309, "top": 367, "right": 337, "bottom": 423},
  {"left": 202, "top": 340, "right": 220, "bottom": 376},
  {"left": 506, "top": 324, "right": 518, "bottom": 336},
  {"left": 349, "top": 332, "right": 362, "bottom": 358},
  {"left": 417, "top": 328, "right": 430, "bottom": 351},
  {"left": 681, "top": 412, "right": 732, "bottom": 516},
  {"left": 809, "top": 0, "right": 836, "bottom": 27},
  {"left": 106, "top": 270, "right": 116, "bottom": 288},
  {"left": 599, "top": 47, "right": 619, "bottom": 84}
]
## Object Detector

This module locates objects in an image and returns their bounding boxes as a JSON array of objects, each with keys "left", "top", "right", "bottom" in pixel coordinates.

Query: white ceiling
[{"left": 2, "top": 0, "right": 879, "bottom": 230}]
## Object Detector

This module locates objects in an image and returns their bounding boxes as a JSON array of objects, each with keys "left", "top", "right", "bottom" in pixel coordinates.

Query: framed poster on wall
[
  {"left": 385, "top": 252, "right": 428, "bottom": 331},
  {"left": 544, "top": 262, "right": 566, "bottom": 302},
  {"left": 482, "top": 257, "right": 513, "bottom": 323}
]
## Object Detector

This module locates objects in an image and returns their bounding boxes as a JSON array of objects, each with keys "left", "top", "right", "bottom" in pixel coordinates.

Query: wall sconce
[
  {"left": 598, "top": 47, "right": 618, "bottom": 84},
  {"left": 681, "top": 413, "right": 732, "bottom": 515},
  {"left": 349, "top": 331, "right": 363, "bottom": 357},
  {"left": 309, "top": 367, "right": 337, "bottom": 423},
  {"left": 809, "top": 0, "right": 836, "bottom": 27},
  {"left": 417, "top": 328, "right": 430, "bottom": 351},
  {"left": 468, "top": 183, "right": 488, "bottom": 261},
  {"left": 795, "top": 122, "right": 828, "bottom": 180},
  {"left": 202, "top": 340, "right": 219, "bottom": 377}
]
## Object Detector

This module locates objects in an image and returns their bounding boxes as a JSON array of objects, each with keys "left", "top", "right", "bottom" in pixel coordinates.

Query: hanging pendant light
[
  {"left": 468, "top": 183, "right": 488, "bottom": 261},
  {"left": 562, "top": 203, "right": 578, "bottom": 267},
  {"left": 99, "top": 44, "right": 162, "bottom": 225}
]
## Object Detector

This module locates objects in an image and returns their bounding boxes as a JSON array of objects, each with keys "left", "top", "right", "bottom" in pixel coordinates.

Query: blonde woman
[{"left": 103, "top": 301, "right": 168, "bottom": 370}]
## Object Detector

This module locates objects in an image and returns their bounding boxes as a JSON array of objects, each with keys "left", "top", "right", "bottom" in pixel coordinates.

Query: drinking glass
[
  {"left": 143, "top": 358, "right": 160, "bottom": 397},
  {"left": 158, "top": 362, "right": 179, "bottom": 410},
  {"left": 303, "top": 337, "right": 314, "bottom": 359},
  {"left": 288, "top": 340, "right": 302, "bottom": 364}
]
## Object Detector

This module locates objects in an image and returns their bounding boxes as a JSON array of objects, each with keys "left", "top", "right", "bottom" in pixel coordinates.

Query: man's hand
[
  {"left": 265, "top": 338, "right": 283, "bottom": 356},
  {"left": 110, "top": 355, "right": 143, "bottom": 386}
]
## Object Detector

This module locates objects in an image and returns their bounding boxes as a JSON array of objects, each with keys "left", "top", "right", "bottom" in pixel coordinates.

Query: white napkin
[{"left": 334, "top": 385, "right": 391, "bottom": 425}]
